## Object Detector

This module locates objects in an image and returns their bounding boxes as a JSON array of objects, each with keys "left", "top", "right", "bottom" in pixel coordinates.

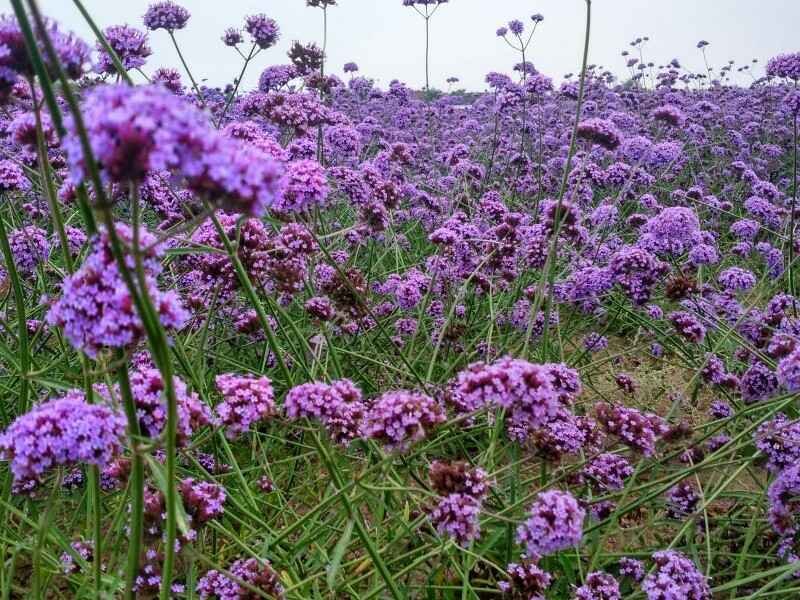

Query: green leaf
[{"left": 327, "top": 518, "right": 354, "bottom": 590}]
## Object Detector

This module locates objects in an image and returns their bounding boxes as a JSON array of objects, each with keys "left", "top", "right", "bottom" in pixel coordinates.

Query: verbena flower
[
  {"left": 215, "top": 373, "right": 276, "bottom": 439},
  {"left": 516, "top": 489, "right": 585, "bottom": 556},
  {"left": 0, "top": 391, "right": 125, "bottom": 486}
]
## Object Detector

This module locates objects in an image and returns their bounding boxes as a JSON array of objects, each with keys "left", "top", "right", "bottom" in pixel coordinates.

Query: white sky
[{"left": 37, "top": 0, "right": 800, "bottom": 91}]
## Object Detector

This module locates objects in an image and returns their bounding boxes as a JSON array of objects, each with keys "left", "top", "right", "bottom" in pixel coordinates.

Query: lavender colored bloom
[
  {"left": 642, "top": 550, "right": 710, "bottom": 600},
  {"left": 222, "top": 27, "right": 243, "bottom": 46},
  {"left": 197, "top": 558, "right": 285, "bottom": 599},
  {"left": 274, "top": 159, "right": 328, "bottom": 213},
  {"left": 343, "top": 61, "right": 359, "bottom": 73},
  {"left": 596, "top": 402, "right": 667, "bottom": 456},
  {"left": 180, "top": 478, "right": 226, "bottom": 523},
  {"left": 244, "top": 14, "right": 280, "bottom": 49},
  {"left": 777, "top": 347, "right": 800, "bottom": 392},
  {"left": 665, "top": 481, "right": 699, "bottom": 519},
  {"left": 709, "top": 400, "right": 732, "bottom": 419},
  {"left": 639, "top": 207, "right": 700, "bottom": 256},
  {"left": 755, "top": 413, "right": 800, "bottom": 472},
  {"left": 574, "top": 571, "right": 620, "bottom": 600},
  {"left": 46, "top": 223, "right": 189, "bottom": 358},
  {"left": 583, "top": 332, "right": 609, "bottom": 352},
  {"left": 152, "top": 67, "right": 184, "bottom": 93},
  {"left": 60, "top": 540, "right": 93, "bottom": 574},
  {"left": 718, "top": 267, "right": 756, "bottom": 292},
  {"left": 767, "top": 53, "right": 800, "bottom": 80},
  {"left": 429, "top": 461, "right": 489, "bottom": 500},
  {"left": 143, "top": 2, "right": 190, "bottom": 32},
  {"left": 284, "top": 380, "right": 366, "bottom": 445},
  {"left": 0, "top": 159, "right": 30, "bottom": 191},
  {"left": 740, "top": 361, "right": 779, "bottom": 403},
  {"left": 0, "top": 391, "right": 125, "bottom": 485},
  {"left": 652, "top": 105, "right": 685, "bottom": 127},
  {"left": 363, "top": 390, "right": 445, "bottom": 452},
  {"left": 508, "top": 20, "right": 524, "bottom": 35},
  {"left": 8, "top": 225, "right": 49, "bottom": 275},
  {"left": 498, "top": 560, "right": 551, "bottom": 598},
  {"left": 259, "top": 64, "right": 299, "bottom": 92},
  {"left": 429, "top": 493, "right": 481, "bottom": 546},
  {"left": 215, "top": 373, "right": 275, "bottom": 439},
  {"left": 582, "top": 453, "right": 633, "bottom": 491},
  {"left": 576, "top": 118, "right": 622, "bottom": 151},
  {"left": 449, "top": 357, "right": 564, "bottom": 431},
  {"left": 619, "top": 557, "right": 645, "bottom": 582},
  {"left": 96, "top": 25, "right": 151, "bottom": 73},
  {"left": 668, "top": 311, "right": 706, "bottom": 343},
  {"left": 516, "top": 489, "right": 585, "bottom": 556}
]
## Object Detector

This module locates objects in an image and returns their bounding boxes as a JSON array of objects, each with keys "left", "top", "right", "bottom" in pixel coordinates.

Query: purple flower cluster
[
  {"left": 180, "top": 478, "right": 226, "bottom": 523},
  {"left": 0, "top": 391, "right": 125, "bottom": 486},
  {"left": 574, "top": 571, "right": 620, "bottom": 600},
  {"left": 143, "top": 2, "right": 190, "bottom": 31},
  {"left": 363, "top": 390, "right": 446, "bottom": 451},
  {"left": 516, "top": 489, "right": 585, "bottom": 556},
  {"left": 595, "top": 402, "right": 667, "bottom": 456},
  {"left": 642, "top": 550, "right": 710, "bottom": 600},
  {"left": 64, "top": 84, "right": 286, "bottom": 216},
  {"left": 197, "top": 558, "right": 285, "bottom": 599},
  {"left": 46, "top": 223, "right": 188, "bottom": 358},
  {"left": 215, "top": 373, "right": 276, "bottom": 439},
  {"left": 284, "top": 379, "right": 366, "bottom": 445}
]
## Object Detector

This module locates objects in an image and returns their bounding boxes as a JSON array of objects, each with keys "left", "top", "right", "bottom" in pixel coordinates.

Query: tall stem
[
  {"left": 118, "top": 350, "right": 145, "bottom": 600},
  {"left": 169, "top": 32, "right": 206, "bottom": 108},
  {"left": 425, "top": 16, "right": 430, "bottom": 90}
]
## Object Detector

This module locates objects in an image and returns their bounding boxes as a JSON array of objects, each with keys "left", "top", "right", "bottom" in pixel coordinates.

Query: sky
[{"left": 37, "top": 0, "right": 800, "bottom": 92}]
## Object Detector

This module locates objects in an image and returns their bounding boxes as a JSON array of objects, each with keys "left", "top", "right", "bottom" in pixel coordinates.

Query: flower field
[{"left": 1, "top": 1, "right": 800, "bottom": 598}]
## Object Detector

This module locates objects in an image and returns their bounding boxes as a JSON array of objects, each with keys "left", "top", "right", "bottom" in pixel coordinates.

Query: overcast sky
[{"left": 38, "top": 0, "right": 800, "bottom": 91}]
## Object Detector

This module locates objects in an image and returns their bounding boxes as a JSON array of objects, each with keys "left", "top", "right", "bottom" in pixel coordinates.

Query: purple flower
[
  {"left": 222, "top": 27, "right": 243, "bottom": 47},
  {"left": 498, "top": 560, "right": 551, "bottom": 598},
  {"left": 755, "top": 413, "right": 800, "bottom": 472},
  {"left": 96, "top": 25, "right": 151, "bottom": 73},
  {"left": 582, "top": 453, "right": 633, "bottom": 491},
  {"left": 619, "top": 557, "right": 645, "bottom": 582},
  {"left": 0, "top": 391, "right": 125, "bottom": 486},
  {"left": 576, "top": 118, "right": 622, "bottom": 151},
  {"left": 152, "top": 67, "right": 184, "bottom": 93},
  {"left": 652, "top": 105, "right": 685, "bottom": 127},
  {"left": 665, "top": 481, "right": 699, "bottom": 519},
  {"left": 197, "top": 558, "right": 285, "bottom": 599},
  {"left": 244, "top": 14, "right": 280, "bottom": 49},
  {"left": 429, "top": 493, "right": 481, "bottom": 546},
  {"left": 516, "top": 489, "right": 585, "bottom": 556},
  {"left": 595, "top": 402, "right": 666, "bottom": 456},
  {"left": 642, "top": 550, "right": 710, "bottom": 600},
  {"left": 574, "top": 571, "right": 620, "bottom": 600},
  {"left": 259, "top": 64, "right": 299, "bottom": 92},
  {"left": 767, "top": 53, "right": 800, "bottom": 80},
  {"left": 343, "top": 61, "right": 359, "bottom": 73},
  {"left": 215, "top": 374, "right": 275, "bottom": 439},
  {"left": 668, "top": 311, "right": 706, "bottom": 343},
  {"left": 274, "top": 159, "right": 328, "bottom": 213},
  {"left": 777, "top": 347, "right": 800, "bottom": 392},
  {"left": 143, "top": 2, "right": 190, "bottom": 32},
  {"left": 0, "top": 159, "right": 30, "bottom": 191},
  {"left": 429, "top": 460, "right": 489, "bottom": 501},
  {"left": 180, "top": 478, "right": 226, "bottom": 523},
  {"left": 363, "top": 390, "right": 446, "bottom": 452},
  {"left": 46, "top": 223, "right": 188, "bottom": 358},
  {"left": 718, "top": 267, "right": 756, "bottom": 292},
  {"left": 284, "top": 380, "right": 366, "bottom": 445},
  {"left": 8, "top": 225, "right": 49, "bottom": 275},
  {"left": 449, "top": 358, "right": 564, "bottom": 430}
]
